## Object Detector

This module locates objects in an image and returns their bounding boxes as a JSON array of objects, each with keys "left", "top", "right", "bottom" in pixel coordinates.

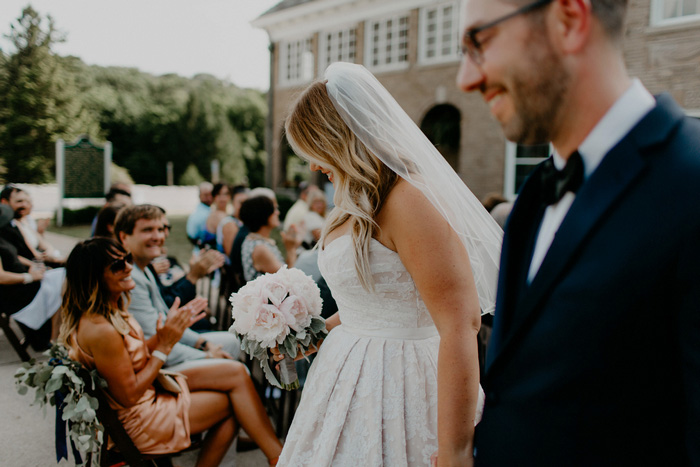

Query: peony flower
[
  {"left": 247, "top": 303, "right": 289, "bottom": 348},
  {"left": 259, "top": 278, "right": 289, "bottom": 307},
  {"left": 229, "top": 265, "right": 327, "bottom": 390},
  {"left": 279, "top": 294, "right": 312, "bottom": 332}
]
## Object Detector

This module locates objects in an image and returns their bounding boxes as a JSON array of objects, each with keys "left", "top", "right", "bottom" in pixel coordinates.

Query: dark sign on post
[
  {"left": 56, "top": 135, "right": 112, "bottom": 226},
  {"left": 63, "top": 138, "right": 106, "bottom": 198}
]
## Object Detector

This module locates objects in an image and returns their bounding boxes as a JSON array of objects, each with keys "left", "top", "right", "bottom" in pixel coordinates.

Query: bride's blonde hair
[{"left": 285, "top": 80, "right": 397, "bottom": 291}]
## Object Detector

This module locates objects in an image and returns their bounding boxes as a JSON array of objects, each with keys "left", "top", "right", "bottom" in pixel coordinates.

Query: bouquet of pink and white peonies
[{"left": 229, "top": 266, "right": 327, "bottom": 390}]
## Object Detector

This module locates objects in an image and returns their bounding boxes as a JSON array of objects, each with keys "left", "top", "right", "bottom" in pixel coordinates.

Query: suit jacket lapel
[
  {"left": 486, "top": 170, "right": 546, "bottom": 369},
  {"left": 486, "top": 93, "right": 684, "bottom": 376}
]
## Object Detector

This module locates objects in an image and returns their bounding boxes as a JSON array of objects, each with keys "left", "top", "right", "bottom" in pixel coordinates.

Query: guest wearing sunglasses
[{"left": 61, "top": 237, "right": 283, "bottom": 465}]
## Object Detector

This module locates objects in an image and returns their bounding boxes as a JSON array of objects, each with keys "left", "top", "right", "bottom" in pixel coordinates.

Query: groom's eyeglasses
[
  {"left": 461, "top": 0, "right": 554, "bottom": 65},
  {"left": 109, "top": 253, "right": 133, "bottom": 273}
]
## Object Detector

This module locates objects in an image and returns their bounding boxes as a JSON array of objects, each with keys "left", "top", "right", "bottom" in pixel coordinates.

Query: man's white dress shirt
[{"left": 527, "top": 79, "right": 656, "bottom": 283}]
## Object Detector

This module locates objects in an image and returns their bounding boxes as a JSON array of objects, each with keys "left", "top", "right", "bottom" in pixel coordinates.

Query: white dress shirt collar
[
  {"left": 528, "top": 79, "right": 655, "bottom": 283},
  {"left": 552, "top": 79, "right": 655, "bottom": 177}
]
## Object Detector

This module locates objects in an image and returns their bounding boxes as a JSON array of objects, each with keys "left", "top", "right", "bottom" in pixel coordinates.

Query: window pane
[{"left": 664, "top": 0, "right": 677, "bottom": 17}]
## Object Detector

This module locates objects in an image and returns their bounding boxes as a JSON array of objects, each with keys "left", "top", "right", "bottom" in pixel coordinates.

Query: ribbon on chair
[{"left": 54, "top": 391, "right": 82, "bottom": 464}]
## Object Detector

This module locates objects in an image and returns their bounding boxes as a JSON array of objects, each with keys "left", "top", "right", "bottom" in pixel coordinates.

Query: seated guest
[
  {"left": 60, "top": 237, "right": 283, "bottom": 465},
  {"left": 204, "top": 183, "right": 239, "bottom": 255},
  {"left": 90, "top": 183, "right": 133, "bottom": 236},
  {"left": 300, "top": 189, "right": 327, "bottom": 249},
  {"left": 0, "top": 185, "right": 42, "bottom": 261},
  {"left": 0, "top": 204, "right": 65, "bottom": 350},
  {"left": 230, "top": 185, "right": 249, "bottom": 224},
  {"left": 216, "top": 185, "right": 248, "bottom": 260},
  {"left": 149, "top": 214, "right": 223, "bottom": 332},
  {"left": 282, "top": 182, "right": 318, "bottom": 232},
  {"left": 16, "top": 194, "right": 64, "bottom": 263},
  {"left": 148, "top": 218, "right": 186, "bottom": 288},
  {"left": 114, "top": 205, "right": 239, "bottom": 367},
  {"left": 239, "top": 196, "right": 301, "bottom": 282},
  {"left": 228, "top": 188, "right": 275, "bottom": 288},
  {"left": 93, "top": 202, "right": 127, "bottom": 238},
  {"left": 186, "top": 182, "right": 213, "bottom": 251}
]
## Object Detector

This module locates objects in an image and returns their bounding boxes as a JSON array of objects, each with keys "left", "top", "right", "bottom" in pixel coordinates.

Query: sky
[{"left": 0, "top": 0, "right": 281, "bottom": 90}]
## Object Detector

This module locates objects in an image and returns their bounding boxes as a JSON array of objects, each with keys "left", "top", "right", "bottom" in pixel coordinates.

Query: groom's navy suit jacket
[{"left": 474, "top": 94, "right": 700, "bottom": 466}]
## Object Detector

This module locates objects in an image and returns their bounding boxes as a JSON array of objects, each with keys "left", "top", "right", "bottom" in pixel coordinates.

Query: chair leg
[
  {"left": 0, "top": 312, "right": 31, "bottom": 362},
  {"left": 153, "top": 457, "right": 174, "bottom": 467}
]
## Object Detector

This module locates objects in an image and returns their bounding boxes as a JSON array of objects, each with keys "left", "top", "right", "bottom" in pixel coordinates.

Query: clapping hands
[
  {"left": 281, "top": 225, "right": 303, "bottom": 251},
  {"left": 155, "top": 296, "right": 208, "bottom": 350},
  {"left": 187, "top": 248, "right": 226, "bottom": 282}
]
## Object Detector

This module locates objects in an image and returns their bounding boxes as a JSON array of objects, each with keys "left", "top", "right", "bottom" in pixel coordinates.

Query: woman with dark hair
[
  {"left": 93, "top": 202, "right": 126, "bottom": 238},
  {"left": 239, "top": 195, "right": 300, "bottom": 282},
  {"left": 60, "top": 237, "right": 282, "bottom": 466}
]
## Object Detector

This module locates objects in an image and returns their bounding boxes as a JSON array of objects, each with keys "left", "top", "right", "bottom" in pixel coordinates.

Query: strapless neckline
[{"left": 322, "top": 234, "right": 395, "bottom": 254}]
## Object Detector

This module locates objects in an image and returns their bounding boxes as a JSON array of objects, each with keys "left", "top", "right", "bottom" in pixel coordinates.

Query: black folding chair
[{"left": 0, "top": 310, "right": 32, "bottom": 362}]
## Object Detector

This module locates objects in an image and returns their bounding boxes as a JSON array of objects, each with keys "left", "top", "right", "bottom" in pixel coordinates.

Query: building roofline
[{"left": 252, "top": 0, "right": 352, "bottom": 29}]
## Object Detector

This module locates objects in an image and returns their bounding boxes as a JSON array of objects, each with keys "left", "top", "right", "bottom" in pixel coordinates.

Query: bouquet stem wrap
[
  {"left": 278, "top": 359, "right": 299, "bottom": 391},
  {"left": 229, "top": 266, "right": 327, "bottom": 390}
]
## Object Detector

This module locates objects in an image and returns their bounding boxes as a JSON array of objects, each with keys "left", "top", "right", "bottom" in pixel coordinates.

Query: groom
[{"left": 458, "top": 0, "right": 700, "bottom": 465}]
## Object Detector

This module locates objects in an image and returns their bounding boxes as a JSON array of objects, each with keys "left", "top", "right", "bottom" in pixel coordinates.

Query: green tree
[{"left": 0, "top": 7, "right": 95, "bottom": 182}]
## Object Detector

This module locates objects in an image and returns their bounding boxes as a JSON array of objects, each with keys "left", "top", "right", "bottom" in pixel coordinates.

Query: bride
[{"left": 278, "top": 63, "right": 503, "bottom": 466}]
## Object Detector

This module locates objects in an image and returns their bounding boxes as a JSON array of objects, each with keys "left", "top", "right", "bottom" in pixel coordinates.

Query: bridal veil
[{"left": 325, "top": 62, "right": 503, "bottom": 315}]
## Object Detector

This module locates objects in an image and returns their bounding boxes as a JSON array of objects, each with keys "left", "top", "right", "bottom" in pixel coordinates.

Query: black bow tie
[{"left": 539, "top": 151, "right": 584, "bottom": 206}]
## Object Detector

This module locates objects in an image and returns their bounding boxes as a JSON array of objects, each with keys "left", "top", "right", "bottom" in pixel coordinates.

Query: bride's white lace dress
[{"left": 280, "top": 235, "right": 481, "bottom": 466}]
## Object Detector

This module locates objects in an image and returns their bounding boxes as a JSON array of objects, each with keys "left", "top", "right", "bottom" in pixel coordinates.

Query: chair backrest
[{"left": 77, "top": 368, "right": 152, "bottom": 467}]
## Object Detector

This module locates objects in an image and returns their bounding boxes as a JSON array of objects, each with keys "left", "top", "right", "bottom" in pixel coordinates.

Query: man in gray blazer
[{"left": 115, "top": 204, "right": 239, "bottom": 368}]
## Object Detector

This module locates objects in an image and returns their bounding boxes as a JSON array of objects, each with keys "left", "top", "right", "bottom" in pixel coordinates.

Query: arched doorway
[{"left": 420, "top": 104, "right": 461, "bottom": 171}]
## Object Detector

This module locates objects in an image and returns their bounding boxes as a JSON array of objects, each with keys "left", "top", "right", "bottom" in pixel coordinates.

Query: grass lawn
[{"left": 47, "top": 215, "right": 195, "bottom": 266}]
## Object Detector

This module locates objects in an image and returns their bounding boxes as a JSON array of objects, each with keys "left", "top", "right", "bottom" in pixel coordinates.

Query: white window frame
[
  {"left": 318, "top": 26, "right": 357, "bottom": 75},
  {"left": 504, "top": 141, "right": 551, "bottom": 199},
  {"left": 364, "top": 12, "right": 411, "bottom": 73},
  {"left": 279, "top": 36, "right": 314, "bottom": 88},
  {"left": 650, "top": 0, "right": 700, "bottom": 26},
  {"left": 418, "top": 1, "right": 461, "bottom": 65}
]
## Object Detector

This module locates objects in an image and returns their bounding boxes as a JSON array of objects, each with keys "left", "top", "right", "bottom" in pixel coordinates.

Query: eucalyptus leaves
[{"left": 14, "top": 344, "right": 106, "bottom": 467}]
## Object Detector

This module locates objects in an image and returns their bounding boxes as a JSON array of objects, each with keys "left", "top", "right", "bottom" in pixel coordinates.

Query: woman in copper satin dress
[{"left": 60, "top": 237, "right": 282, "bottom": 466}]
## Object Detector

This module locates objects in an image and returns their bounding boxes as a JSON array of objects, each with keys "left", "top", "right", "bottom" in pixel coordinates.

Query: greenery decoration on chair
[{"left": 14, "top": 343, "right": 106, "bottom": 467}]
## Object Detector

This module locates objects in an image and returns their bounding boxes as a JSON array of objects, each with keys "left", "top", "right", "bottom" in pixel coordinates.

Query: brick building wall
[
  {"left": 624, "top": 0, "right": 700, "bottom": 111},
  {"left": 261, "top": 0, "right": 700, "bottom": 196},
  {"left": 267, "top": 4, "right": 507, "bottom": 199}
]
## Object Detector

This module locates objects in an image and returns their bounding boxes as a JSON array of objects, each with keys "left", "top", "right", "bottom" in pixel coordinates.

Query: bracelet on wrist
[
  {"left": 151, "top": 350, "right": 168, "bottom": 362},
  {"left": 22, "top": 273, "right": 33, "bottom": 284}
]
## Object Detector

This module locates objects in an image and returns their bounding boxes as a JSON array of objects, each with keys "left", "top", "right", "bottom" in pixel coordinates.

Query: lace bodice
[
  {"left": 281, "top": 234, "right": 484, "bottom": 466},
  {"left": 318, "top": 235, "right": 435, "bottom": 331}
]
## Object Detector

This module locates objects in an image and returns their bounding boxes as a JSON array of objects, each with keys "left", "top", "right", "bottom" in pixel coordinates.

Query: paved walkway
[{"left": 0, "top": 232, "right": 268, "bottom": 466}]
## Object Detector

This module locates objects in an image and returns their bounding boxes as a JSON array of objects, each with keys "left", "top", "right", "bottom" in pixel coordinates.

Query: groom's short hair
[{"left": 504, "top": 0, "right": 628, "bottom": 42}]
